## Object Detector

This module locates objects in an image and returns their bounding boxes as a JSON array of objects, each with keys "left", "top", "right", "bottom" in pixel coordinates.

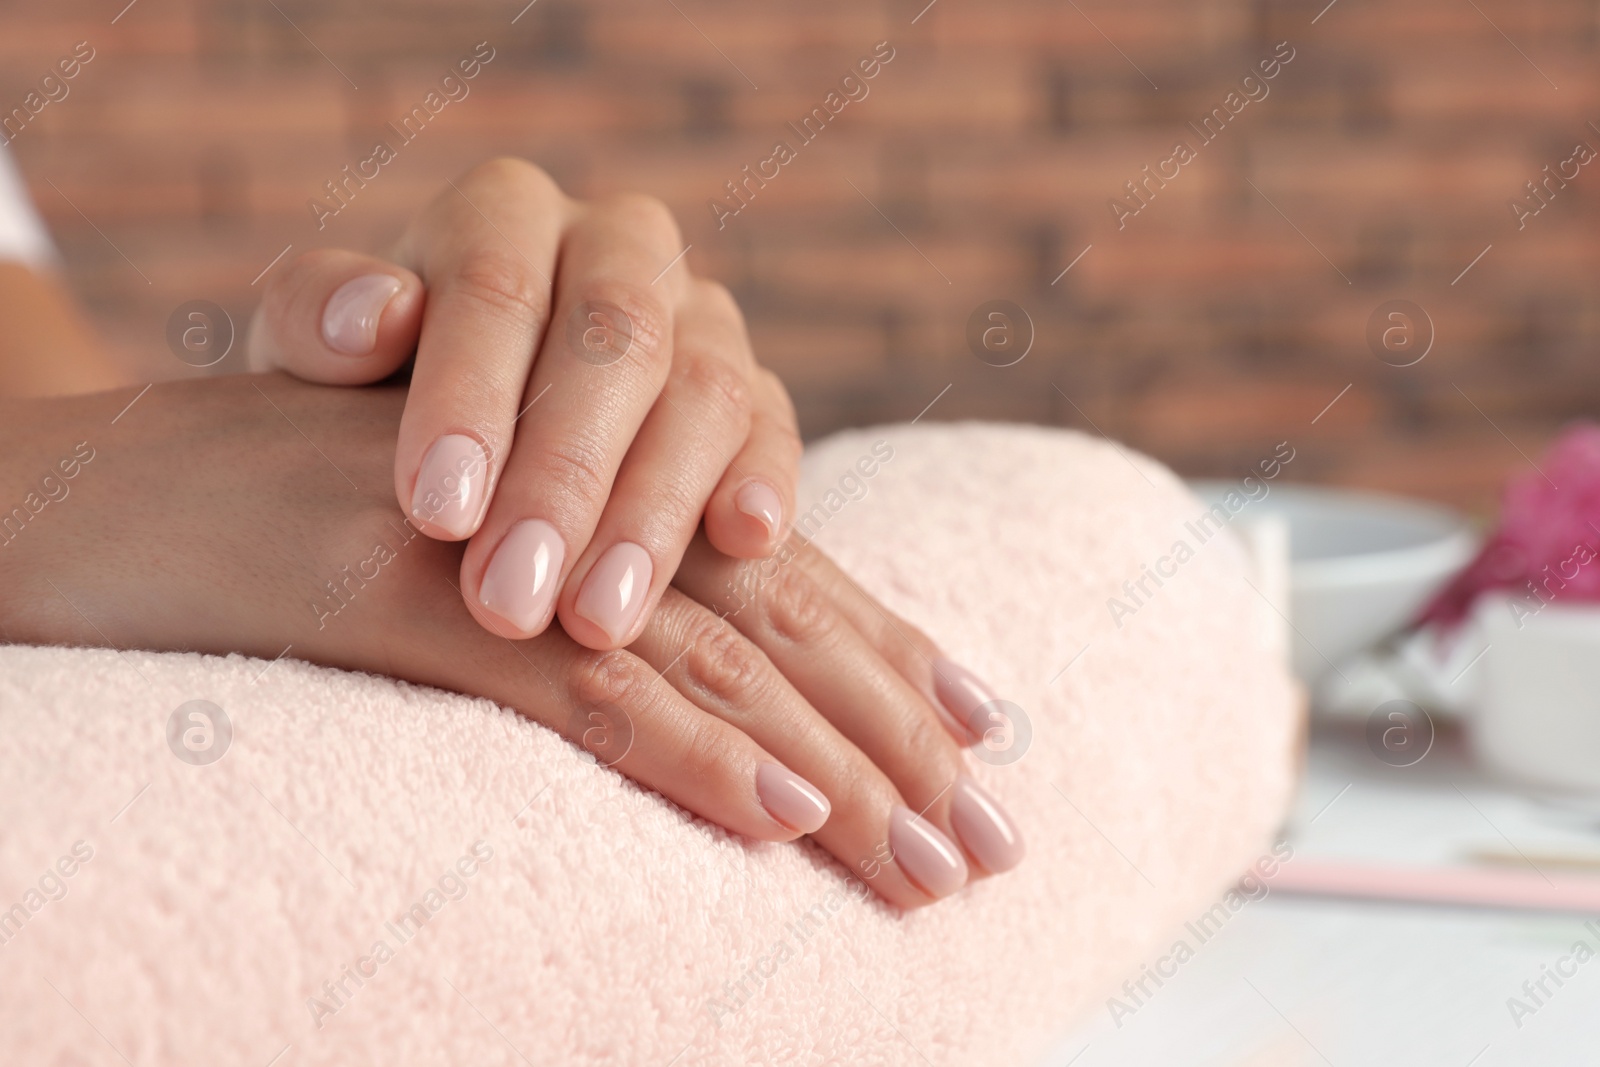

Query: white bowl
[{"left": 1187, "top": 481, "right": 1478, "bottom": 687}]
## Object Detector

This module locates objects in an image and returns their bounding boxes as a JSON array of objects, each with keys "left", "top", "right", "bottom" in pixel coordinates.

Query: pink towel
[{"left": 0, "top": 421, "right": 1298, "bottom": 1066}]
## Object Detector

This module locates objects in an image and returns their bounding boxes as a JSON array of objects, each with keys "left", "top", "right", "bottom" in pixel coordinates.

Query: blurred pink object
[{"left": 1421, "top": 422, "right": 1600, "bottom": 627}]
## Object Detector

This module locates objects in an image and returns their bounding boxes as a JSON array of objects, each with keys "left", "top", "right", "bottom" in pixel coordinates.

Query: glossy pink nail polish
[
  {"left": 888, "top": 805, "right": 969, "bottom": 898},
  {"left": 410, "top": 434, "right": 489, "bottom": 539},
  {"left": 574, "top": 542, "right": 653, "bottom": 644},
  {"left": 933, "top": 656, "right": 999, "bottom": 744},
  {"left": 949, "top": 775, "right": 1025, "bottom": 874},
  {"left": 479, "top": 520, "right": 565, "bottom": 633},
  {"left": 322, "top": 274, "right": 403, "bottom": 355},
  {"left": 734, "top": 481, "right": 782, "bottom": 539},
  {"left": 756, "top": 763, "right": 830, "bottom": 833}
]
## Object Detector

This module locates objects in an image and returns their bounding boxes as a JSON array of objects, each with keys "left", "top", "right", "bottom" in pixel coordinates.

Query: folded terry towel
[{"left": 0, "top": 421, "right": 1298, "bottom": 1066}]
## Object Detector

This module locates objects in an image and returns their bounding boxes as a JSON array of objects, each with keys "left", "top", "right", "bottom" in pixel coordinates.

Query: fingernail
[
  {"left": 322, "top": 274, "right": 403, "bottom": 355},
  {"left": 410, "top": 434, "right": 489, "bottom": 539},
  {"left": 888, "top": 805, "right": 969, "bottom": 898},
  {"left": 735, "top": 480, "right": 783, "bottom": 539},
  {"left": 933, "top": 656, "right": 998, "bottom": 744},
  {"left": 756, "top": 763, "right": 830, "bottom": 834},
  {"left": 949, "top": 775, "right": 1025, "bottom": 874},
  {"left": 574, "top": 541, "right": 653, "bottom": 644},
  {"left": 479, "top": 519, "right": 565, "bottom": 633}
]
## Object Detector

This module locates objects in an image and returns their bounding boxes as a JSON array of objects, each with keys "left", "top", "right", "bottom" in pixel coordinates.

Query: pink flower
[{"left": 1420, "top": 422, "right": 1600, "bottom": 627}]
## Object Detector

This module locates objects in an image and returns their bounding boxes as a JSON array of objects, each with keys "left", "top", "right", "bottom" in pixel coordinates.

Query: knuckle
[
  {"left": 449, "top": 249, "right": 551, "bottom": 323},
  {"left": 465, "top": 157, "right": 563, "bottom": 202},
  {"left": 599, "top": 192, "right": 682, "bottom": 245},
  {"left": 261, "top": 250, "right": 335, "bottom": 331},
  {"left": 757, "top": 407, "right": 804, "bottom": 462},
  {"left": 535, "top": 436, "right": 611, "bottom": 507},
  {"left": 676, "top": 720, "right": 738, "bottom": 785},
  {"left": 691, "top": 277, "right": 743, "bottom": 323},
  {"left": 567, "top": 649, "right": 650, "bottom": 712},
  {"left": 680, "top": 354, "right": 752, "bottom": 425},
  {"left": 583, "top": 280, "right": 672, "bottom": 370},
  {"left": 756, "top": 368, "right": 801, "bottom": 430},
  {"left": 279, "top": 248, "right": 339, "bottom": 296},
  {"left": 679, "top": 616, "right": 770, "bottom": 711},
  {"left": 760, "top": 570, "right": 838, "bottom": 647}
]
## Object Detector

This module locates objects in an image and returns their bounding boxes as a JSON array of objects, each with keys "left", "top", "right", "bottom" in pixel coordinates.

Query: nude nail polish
[
  {"left": 574, "top": 541, "right": 653, "bottom": 644},
  {"left": 734, "top": 481, "right": 782, "bottom": 539},
  {"left": 322, "top": 274, "right": 403, "bottom": 355},
  {"left": 933, "top": 656, "right": 999, "bottom": 744},
  {"left": 479, "top": 520, "right": 565, "bottom": 633},
  {"left": 410, "top": 434, "right": 489, "bottom": 539},
  {"left": 756, "top": 763, "right": 830, "bottom": 833},
  {"left": 888, "top": 805, "right": 969, "bottom": 898},
  {"left": 949, "top": 774, "right": 1025, "bottom": 874}
]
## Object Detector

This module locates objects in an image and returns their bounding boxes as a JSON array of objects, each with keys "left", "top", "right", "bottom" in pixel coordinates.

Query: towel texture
[{"left": 0, "top": 422, "right": 1297, "bottom": 1066}]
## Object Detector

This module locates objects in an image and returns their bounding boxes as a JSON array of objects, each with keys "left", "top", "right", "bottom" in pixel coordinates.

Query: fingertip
[
  {"left": 707, "top": 478, "right": 785, "bottom": 559},
  {"left": 257, "top": 249, "right": 424, "bottom": 385},
  {"left": 705, "top": 510, "right": 773, "bottom": 559},
  {"left": 403, "top": 433, "right": 492, "bottom": 542},
  {"left": 465, "top": 519, "right": 565, "bottom": 639},
  {"left": 322, "top": 273, "right": 405, "bottom": 355},
  {"left": 562, "top": 541, "right": 654, "bottom": 651},
  {"left": 756, "top": 762, "right": 831, "bottom": 835},
  {"left": 734, "top": 478, "right": 783, "bottom": 541}
]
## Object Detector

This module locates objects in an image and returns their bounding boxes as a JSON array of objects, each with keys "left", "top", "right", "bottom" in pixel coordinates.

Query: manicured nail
[
  {"left": 574, "top": 541, "right": 653, "bottom": 644},
  {"left": 949, "top": 775, "right": 1025, "bottom": 874},
  {"left": 933, "top": 656, "right": 999, "bottom": 744},
  {"left": 479, "top": 519, "right": 565, "bottom": 633},
  {"left": 322, "top": 274, "right": 403, "bottom": 355},
  {"left": 410, "top": 434, "right": 489, "bottom": 539},
  {"left": 735, "top": 480, "right": 782, "bottom": 539},
  {"left": 756, "top": 763, "right": 831, "bottom": 834},
  {"left": 888, "top": 805, "right": 969, "bottom": 898}
]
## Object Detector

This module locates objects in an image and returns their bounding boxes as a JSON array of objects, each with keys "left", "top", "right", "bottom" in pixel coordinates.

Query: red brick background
[{"left": 4, "top": 0, "right": 1599, "bottom": 515}]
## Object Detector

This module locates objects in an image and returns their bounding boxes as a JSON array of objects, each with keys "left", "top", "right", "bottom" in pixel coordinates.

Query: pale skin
[{"left": 0, "top": 159, "right": 1022, "bottom": 906}]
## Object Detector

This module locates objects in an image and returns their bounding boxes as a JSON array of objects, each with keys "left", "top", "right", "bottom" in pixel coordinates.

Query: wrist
[{"left": 0, "top": 392, "right": 101, "bottom": 641}]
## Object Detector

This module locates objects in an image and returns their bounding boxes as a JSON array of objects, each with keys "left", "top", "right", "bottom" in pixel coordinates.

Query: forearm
[{"left": 0, "top": 263, "right": 133, "bottom": 398}]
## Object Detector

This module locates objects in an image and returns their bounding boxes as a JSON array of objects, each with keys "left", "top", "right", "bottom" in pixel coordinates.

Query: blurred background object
[{"left": 3, "top": 0, "right": 1599, "bottom": 515}]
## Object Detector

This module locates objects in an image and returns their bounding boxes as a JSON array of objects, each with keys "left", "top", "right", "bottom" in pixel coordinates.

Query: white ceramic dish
[
  {"left": 1187, "top": 481, "right": 1478, "bottom": 688},
  {"left": 1472, "top": 594, "right": 1600, "bottom": 793}
]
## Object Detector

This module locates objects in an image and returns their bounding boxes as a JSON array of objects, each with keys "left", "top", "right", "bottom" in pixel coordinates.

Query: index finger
[{"left": 390, "top": 158, "right": 569, "bottom": 539}]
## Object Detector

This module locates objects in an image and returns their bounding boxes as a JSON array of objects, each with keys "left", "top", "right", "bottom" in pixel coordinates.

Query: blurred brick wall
[{"left": 5, "top": 0, "right": 1600, "bottom": 514}]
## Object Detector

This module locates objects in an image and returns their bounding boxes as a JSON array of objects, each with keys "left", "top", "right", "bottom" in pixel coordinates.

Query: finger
[
  {"left": 632, "top": 589, "right": 949, "bottom": 908},
  {"left": 459, "top": 193, "right": 690, "bottom": 646},
  {"left": 784, "top": 549, "right": 1024, "bottom": 875},
  {"left": 246, "top": 249, "right": 424, "bottom": 383},
  {"left": 547, "top": 640, "right": 821, "bottom": 843},
  {"left": 354, "top": 549, "right": 823, "bottom": 845},
  {"left": 390, "top": 157, "right": 569, "bottom": 541},
  {"left": 791, "top": 548, "right": 1000, "bottom": 749},
  {"left": 676, "top": 535, "right": 1021, "bottom": 886},
  {"left": 544, "top": 279, "right": 752, "bottom": 650},
  {"left": 704, "top": 367, "right": 802, "bottom": 559}
]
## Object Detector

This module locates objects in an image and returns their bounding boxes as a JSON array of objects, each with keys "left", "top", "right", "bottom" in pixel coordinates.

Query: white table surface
[{"left": 1043, "top": 723, "right": 1600, "bottom": 1066}]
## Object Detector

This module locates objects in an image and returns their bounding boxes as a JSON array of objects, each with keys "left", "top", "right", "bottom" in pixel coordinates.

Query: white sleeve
[{"left": 0, "top": 142, "right": 57, "bottom": 266}]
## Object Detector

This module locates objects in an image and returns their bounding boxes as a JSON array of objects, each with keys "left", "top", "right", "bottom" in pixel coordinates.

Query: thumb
[{"left": 247, "top": 248, "right": 424, "bottom": 384}]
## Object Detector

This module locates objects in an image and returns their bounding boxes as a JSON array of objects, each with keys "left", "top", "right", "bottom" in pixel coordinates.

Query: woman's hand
[
  {"left": 0, "top": 375, "right": 1023, "bottom": 906},
  {"left": 248, "top": 158, "right": 799, "bottom": 653}
]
